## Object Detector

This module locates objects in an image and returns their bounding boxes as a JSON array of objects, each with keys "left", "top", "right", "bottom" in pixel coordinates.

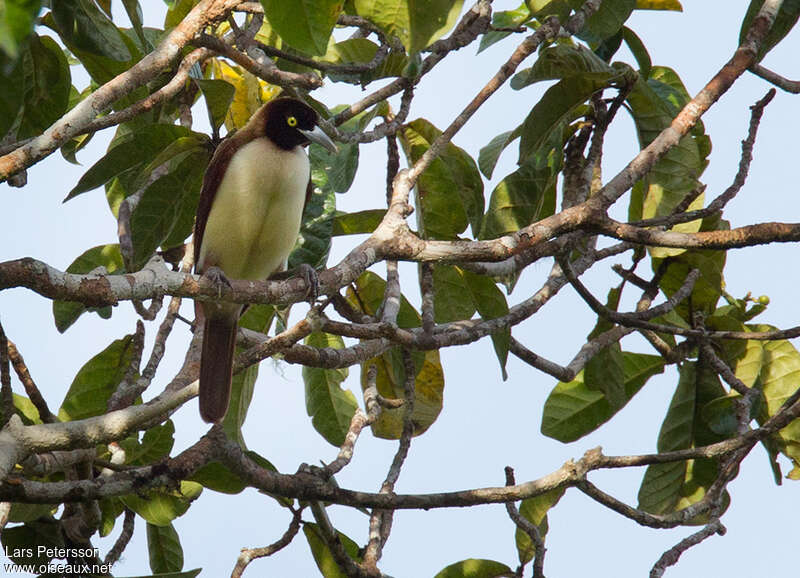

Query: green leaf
[
  {"left": 289, "top": 179, "right": 336, "bottom": 270},
  {"left": 511, "top": 44, "right": 614, "bottom": 89},
  {"left": 432, "top": 265, "right": 477, "bottom": 323},
  {"left": 303, "top": 332, "right": 358, "bottom": 446},
  {"left": 433, "top": 559, "right": 514, "bottom": 578},
  {"left": 655, "top": 217, "right": 727, "bottom": 319},
  {"left": 515, "top": 487, "right": 566, "bottom": 564},
  {"left": 528, "top": 0, "right": 572, "bottom": 20},
  {"left": 637, "top": 360, "right": 728, "bottom": 517},
  {"left": 41, "top": 11, "right": 140, "bottom": 91},
  {"left": 594, "top": 27, "right": 623, "bottom": 62},
  {"left": 147, "top": 522, "right": 184, "bottom": 574},
  {"left": 711, "top": 317, "right": 764, "bottom": 389},
  {"left": 304, "top": 522, "right": 362, "bottom": 578},
  {"left": 13, "top": 393, "right": 42, "bottom": 424},
  {"left": 623, "top": 351, "right": 667, "bottom": 397},
  {"left": 122, "top": 0, "right": 149, "bottom": 51},
  {"left": 66, "top": 124, "right": 199, "bottom": 200},
  {"left": 99, "top": 498, "right": 125, "bottom": 537},
  {"left": 478, "top": 129, "right": 517, "bottom": 179},
  {"left": 480, "top": 158, "right": 557, "bottom": 240},
  {"left": 432, "top": 266, "right": 510, "bottom": 378},
  {"left": 740, "top": 0, "right": 800, "bottom": 61},
  {"left": 52, "top": 244, "right": 125, "bottom": 332},
  {"left": 478, "top": 2, "right": 531, "bottom": 53},
  {"left": 261, "top": 0, "right": 344, "bottom": 55},
  {"left": 750, "top": 325, "right": 800, "bottom": 479},
  {"left": 310, "top": 135, "right": 359, "bottom": 194},
  {"left": 1, "top": 520, "right": 64, "bottom": 566},
  {"left": 518, "top": 73, "right": 618, "bottom": 164},
  {"left": 129, "top": 148, "right": 209, "bottom": 270},
  {"left": 326, "top": 36, "right": 377, "bottom": 63},
  {"left": 585, "top": 343, "right": 626, "bottom": 409},
  {"left": 542, "top": 353, "right": 664, "bottom": 442},
  {"left": 400, "top": 118, "right": 484, "bottom": 239},
  {"left": 16, "top": 34, "right": 71, "bottom": 140},
  {"left": 195, "top": 78, "right": 235, "bottom": 133},
  {"left": 0, "top": 0, "right": 43, "bottom": 59},
  {"left": 541, "top": 373, "right": 609, "bottom": 442},
  {"left": 584, "top": 288, "right": 625, "bottom": 407},
  {"left": 355, "top": 0, "right": 464, "bottom": 54},
  {"left": 625, "top": 69, "right": 710, "bottom": 255},
  {"left": 574, "top": 0, "right": 636, "bottom": 44},
  {"left": 240, "top": 303, "right": 277, "bottom": 332},
  {"left": 0, "top": 49, "right": 25, "bottom": 137},
  {"left": 622, "top": 26, "right": 651, "bottom": 79},
  {"left": 51, "top": 0, "right": 131, "bottom": 61},
  {"left": 332, "top": 209, "right": 386, "bottom": 235},
  {"left": 637, "top": 370, "right": 694, "bottom": 514},
  {"left": 189, "top": 462, "right": 247, "bottom": 495},
  {"left": 190, "top": 451, "right": 280, "bottom": 496},
  {"left": 8, "top": 502, "right": 55, "bottom": 524},
  {"left": 121, "top": 421, "right": 176, "bottom": 466},
  {"left": 164, "top": 0, "right": 195, "bottom": 29},
  {"left": 219, "top": 364, "right": 257, "bottom": 448},
  {"left": 122, "top": 481, "right": 202, "bottom": 527},
  {"left": 58, "top": 334, "right": 136, "bottom": 421}
]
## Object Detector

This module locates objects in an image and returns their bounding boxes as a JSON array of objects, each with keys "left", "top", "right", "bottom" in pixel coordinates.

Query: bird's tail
[{"left": 199, "top": 315, "right": 238, "bottom": 423}]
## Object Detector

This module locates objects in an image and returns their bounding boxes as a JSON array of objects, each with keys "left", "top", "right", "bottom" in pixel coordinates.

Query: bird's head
[{"left": 261, "top": 97, "right": 337, "bottom": 154}]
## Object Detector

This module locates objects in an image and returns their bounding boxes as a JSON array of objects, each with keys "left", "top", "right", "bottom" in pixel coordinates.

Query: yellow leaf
[
  {"left": 636, "top": 0, "right": 682, "bottom": 10},
  {"left": 211, "top": 59, "right": 280, "bottom": 130}
]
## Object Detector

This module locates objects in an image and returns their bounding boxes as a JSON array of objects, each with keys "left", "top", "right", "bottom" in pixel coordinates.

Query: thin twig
[
  {"left": 381, "top": 261, "right": 401, "bottom": 324},
  {"left": 308, "top": 499, "right": 368, "bottom": 578},
  {"left": 6, "top": 338, "right": 56, "bottom": 423},
  {"left": 230, "top": 507, "right": 304, "bottom": 578},
  {"left": 0, "top": 321, "right": 13, "bottom": 427},
  {"left": 104, "top": 508, "right": 135, "bottom": 566},
  {"left": 505, "top": 466, "right": 546, "bottom": 578},
  {"left": 363, "top": 349, "right": 416, "bottom": 571},
  {"left": 750, "top": 63, "right": 800, "bottom": 93},
  {"left": 419, "top": 262, "right": 435, "bottom": 336},
  {"left": 649, "top": 518, "right": 726, "bottom": 578},
  {"left": 325, "top": 368, "right": 381, "bottom": 477}
]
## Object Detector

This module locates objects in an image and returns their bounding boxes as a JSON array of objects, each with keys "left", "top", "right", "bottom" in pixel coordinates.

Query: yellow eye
[{"left": 287, "top": 116, "right": 298, "bottom": 127}]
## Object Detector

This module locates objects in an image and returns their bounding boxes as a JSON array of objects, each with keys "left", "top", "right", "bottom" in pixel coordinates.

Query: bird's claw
[
  {"left": 297, "top": 263, "right": 319, "bottom": 303},
  {"left": 201, "top": 266, "right": 232, "bottom": 299}
]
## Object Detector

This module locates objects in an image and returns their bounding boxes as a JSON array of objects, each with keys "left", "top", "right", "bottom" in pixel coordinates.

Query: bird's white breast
[{"left": 198, "top": 137, "right": 309, "bottom": 281}]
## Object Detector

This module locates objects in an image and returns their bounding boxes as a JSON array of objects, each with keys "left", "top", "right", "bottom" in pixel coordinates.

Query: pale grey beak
[{"left": 300, "top": 125, "right": 338, "bottom": 154}]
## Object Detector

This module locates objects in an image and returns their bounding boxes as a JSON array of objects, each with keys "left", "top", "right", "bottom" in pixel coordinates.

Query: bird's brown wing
[
  {"left": 305, "top": 175, "right": 314, "bottom": 208},
  {"left": 193, "top": 136, "right": 242, "bottom": 272}
]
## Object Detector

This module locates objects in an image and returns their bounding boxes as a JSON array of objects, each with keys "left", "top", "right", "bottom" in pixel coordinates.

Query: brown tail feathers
[{"left": 199, "top": 315, "right": 238, "bottom": 423}]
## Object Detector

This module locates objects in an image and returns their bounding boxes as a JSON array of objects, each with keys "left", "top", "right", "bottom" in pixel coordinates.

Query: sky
[{"left": 1, "top": 1, "right": 799, "bottom": 577}]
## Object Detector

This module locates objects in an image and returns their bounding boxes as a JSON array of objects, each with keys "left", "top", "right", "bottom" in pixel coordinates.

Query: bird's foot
[
  {"left": 296, "top": 263, "right": 319, "bottom": 303},
  {"left": 269, "top": 265, "right": 320, "bottom": 303},
  {"left": 201, "top": 266, "right": 232, "bottom": 299}
]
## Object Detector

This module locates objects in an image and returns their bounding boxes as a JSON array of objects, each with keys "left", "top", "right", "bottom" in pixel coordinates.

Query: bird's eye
[{"left": 287, "top": 116, "right": 298, "bottom": 127}]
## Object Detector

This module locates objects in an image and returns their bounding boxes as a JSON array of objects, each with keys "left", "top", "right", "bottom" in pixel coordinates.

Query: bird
[{"left": 193, "top": 97, "right": 337, "bottom": 423}]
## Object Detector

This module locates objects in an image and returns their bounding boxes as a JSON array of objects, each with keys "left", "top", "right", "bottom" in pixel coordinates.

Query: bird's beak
[{"left": 300, "top": 125, "right": 338, "bottom": 154}]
